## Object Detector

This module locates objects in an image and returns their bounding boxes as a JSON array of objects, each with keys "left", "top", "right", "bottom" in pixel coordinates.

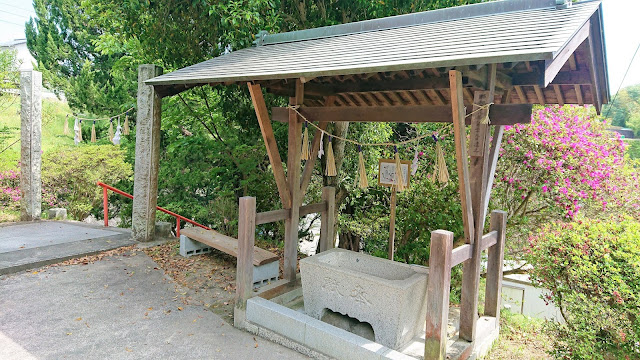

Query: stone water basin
[{"left": 300, "top": 248, "right": 428, "bottom": 349}]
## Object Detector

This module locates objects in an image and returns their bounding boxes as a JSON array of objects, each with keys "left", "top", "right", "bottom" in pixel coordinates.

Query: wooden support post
[
  {"left": 248, "top": 83, "right": 291, "bottom": 208},
  {"left": 234, "top": 196, "right": 256, "bottom": 328},
  {"left": 388, "top": 187, "right": 397, "bottom": 261},
  {"left": 284, "top": 79, "right": 304, "bottom": 282},
  {"left": 424, "top": 230, "right": 454, "bottom": 360},
  {"left": 484, "top": 210, "right": 507, "bottom": 321},
  {"left": 319, "top": 186, "right": 336, "bottom": 253},
  {"left": 448, "top": 70, "right": 475, "bottom": 245},
  {"left": 459, "top": 64, "right": 496, "bottom": 342}
]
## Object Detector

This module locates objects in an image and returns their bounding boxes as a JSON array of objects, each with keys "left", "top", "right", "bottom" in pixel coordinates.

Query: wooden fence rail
[{"left": 424, "top": 210, "right": 507, "bottom": 360}]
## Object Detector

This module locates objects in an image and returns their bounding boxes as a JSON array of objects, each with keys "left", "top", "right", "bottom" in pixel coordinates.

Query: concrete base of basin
[{"left": 242, "top": 284, "right": 501, "bottom": 360}]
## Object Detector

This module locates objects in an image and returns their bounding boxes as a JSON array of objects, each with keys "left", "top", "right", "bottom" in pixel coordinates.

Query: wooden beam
[
  {"left": 553, "top": 85, "right": 565, "bottom": 106},
  {"left": 479, "top": 231, "right": 498, "bottom": 251},
  {"left": 484, "top": 211, "right": 507, "bottom": 320},
  {"left": 319, "top": 187, "right": 336, "bottom": 253},
  {"left": 575, "top": 84, "right": 584, "bottom": 106},
  {"left": 234, "top": 196, "right": 256, "bottom": 328},
  {"left": 585, "top": 22, "right": 603, "bottom": 113},
  {"left": 514, "top": 86, "right": 526, "bottom": 103},
  {"left": 254, "top": 202, "right": 327, "bottom": 226},
  {"left": 483, "top": 125, "right": 505, "bottom": 216},
  {"left": 271, "top": 104, "right": 532, "bottom": 125},
  {"left": 431, "top": 89, "right": 447, "bottom": 105},
  {"left": 283, "top": 79, "right": 304, "bottom": 283},
  {"left": 544, "top": 20, "right": 590, "bottom": 86},
  {"left": 248, "top": 83, "right": 292, "bottom": 208},
  {"left": 533, "top": 85, "right": 546, "bottom": 105},
  {"left": 460, "top": 63, "right": 496, "bottom": 343},
  {"left": 568, "top": 54, "right": 577, "bottom": 71},
  {"left": 425, "top": 230, "right": 454, "bottom": 360},
  {"left": 256, "top": 209, "right": 289, "bottom": 225},
  {"left": 300, "top": 202, "right": 327, "bottom": 217},
  {"left": 449, "top": 70, "right": 475, "bottom": 246},
  {"left": 512, "top": 69, "right": 592, "bottom": 86},
  {"left": 451, "top": 244, "right": 473, "bottom": 268}
]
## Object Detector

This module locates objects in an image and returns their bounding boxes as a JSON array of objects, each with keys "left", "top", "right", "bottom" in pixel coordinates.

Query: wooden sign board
[{"left": 378, "top": 159, "right": 411, "bottom": 188}]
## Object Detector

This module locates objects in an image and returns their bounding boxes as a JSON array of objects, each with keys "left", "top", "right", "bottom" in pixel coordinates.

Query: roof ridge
[{"left": 260, "top": 0, "right": 560, "bottom": 46}]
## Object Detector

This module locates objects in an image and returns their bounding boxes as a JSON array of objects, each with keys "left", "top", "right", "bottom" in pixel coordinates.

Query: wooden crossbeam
[
  {"left": 271, "top": 104, "right": 532, "bottom": 125},
  {"left": 248, "top": 83, "right": 291, "bottom": 208}
]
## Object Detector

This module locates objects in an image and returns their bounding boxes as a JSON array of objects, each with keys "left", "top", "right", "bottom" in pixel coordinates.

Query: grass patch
[
  {"left": 486, "top": 310, "right": 552, "bottom": 360},
  {"left": 0, "top": 95, "right": 73, "bottom": 171}
]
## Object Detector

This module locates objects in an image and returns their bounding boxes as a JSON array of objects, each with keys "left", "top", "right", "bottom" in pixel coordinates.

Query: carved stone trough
[{"left": 300, "top": 248, "right": 429, "bottom": 349}]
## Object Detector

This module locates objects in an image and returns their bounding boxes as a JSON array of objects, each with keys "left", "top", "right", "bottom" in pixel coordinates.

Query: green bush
[
  {"left": 42, "top": 144, "right": 133, "bottom": 220},
  {"left": 525, "top": 217, "right": 640, "bottom": 359}
]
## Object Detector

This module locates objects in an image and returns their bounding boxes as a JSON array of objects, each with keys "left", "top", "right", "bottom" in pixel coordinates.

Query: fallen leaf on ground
[{"left": 75, "top": 317, "right": 82, "bottom": 321}]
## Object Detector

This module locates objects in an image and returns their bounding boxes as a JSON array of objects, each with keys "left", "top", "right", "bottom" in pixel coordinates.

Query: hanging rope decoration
[
  {"left": 123, "top": 113, "right": 130, "bottom": 135},
  {"left": 325, "top": 136, "right": 337, "bottom": 176},
  {"left": 431, "top": 135, "right": 450, "bottom": 185},
  {"left": 301, "top": 122, "right": 310, "bottom": 160},
  {"left": 63, "top": 115, "right": 70, "bottom": 135},
  {"left": 289, "top": 103, "right": 491, "bottom": 187},
  {"left": 77, "top": 119, "right": 83, "bottom": 142},
  {"left": 108, "top": 119, "right": 114, "bottom": 142},
  {"left": 90, "top": 120, "right": 97, "bottom": 143},
  {"left": 66, "top": 107, "right": 134, "bottom": 143},
  {"left": 357, "top": 145, "right": 368, "bottom": 189}
]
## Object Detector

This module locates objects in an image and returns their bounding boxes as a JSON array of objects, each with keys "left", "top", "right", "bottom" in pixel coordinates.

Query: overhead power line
[
  {"left": 0, "top": 2, "right": 36, "bottom": 15},
  {"left": 0, "top": 18, "right": 24, "bottom": 27},
  {"left": 605, "top": 40, "right": 640, "bottom": 119}
]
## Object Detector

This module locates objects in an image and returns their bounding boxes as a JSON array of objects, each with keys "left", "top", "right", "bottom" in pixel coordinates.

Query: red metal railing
[{"left": 97, "top": 181, "right": 210, "bottom": 238}]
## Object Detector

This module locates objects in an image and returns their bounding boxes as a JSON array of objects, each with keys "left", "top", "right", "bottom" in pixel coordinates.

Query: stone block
[
  {"left": 246, "top": 297, "right": 309, "bottom": 344},
  {"left": 155, "top": 221, "right": 172, "bottom": 238},
  {"left": 305, "top": 318, "right": 387, "bottom": 360},
  {"left": 47, "top": 208, "right": 67, "bottom": 220},
  {"left": 179, "top": 235, "right": 212, "bottom": 257},
  {"left": 300, "top": 248, "right": 429, "bottom": 349},
  {"left": 252, "top": 260, "right": 279, "bottom": 288}
]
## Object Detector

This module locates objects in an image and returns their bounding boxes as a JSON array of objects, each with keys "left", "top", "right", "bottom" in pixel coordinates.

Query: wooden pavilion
[{"left": 132, "top": 0, "right": 609, "bottom": 358}]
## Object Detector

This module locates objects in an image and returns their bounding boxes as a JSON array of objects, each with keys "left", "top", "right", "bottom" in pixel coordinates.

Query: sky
[{"left": 1, "top": 0, "right": 640, "bottom": 94}]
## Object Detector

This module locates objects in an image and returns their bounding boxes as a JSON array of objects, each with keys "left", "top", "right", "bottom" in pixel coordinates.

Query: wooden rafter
[
  {"left": 553, "top": 85, "right": 565, "bottom": 106},
  {"left": 533, "top": 85, "right": 546, "bottom": 105}
]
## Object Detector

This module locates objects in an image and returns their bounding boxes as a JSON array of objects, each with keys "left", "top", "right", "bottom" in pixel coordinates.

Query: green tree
[{"left": 0, "top": 48, "right": 20, "bottom": 113}]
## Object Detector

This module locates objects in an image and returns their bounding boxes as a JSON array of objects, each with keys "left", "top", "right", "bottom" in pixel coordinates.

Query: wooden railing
[
  {"left": 425, "top": 210, "right": 507, "bottom": 359},
  {"left": 97, "top": 181, "right": 210, "bottom": 237},
  {"left": 234, "top": 186, "right": 336, "bottom": 328}
]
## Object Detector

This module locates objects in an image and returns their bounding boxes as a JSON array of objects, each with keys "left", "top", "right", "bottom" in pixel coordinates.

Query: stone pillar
[
  {"left": 132, "top": 65, "right": 162, "bottom": 242},
  {"left": 20, "top": 70, "right": 42, "bottom": 221}
]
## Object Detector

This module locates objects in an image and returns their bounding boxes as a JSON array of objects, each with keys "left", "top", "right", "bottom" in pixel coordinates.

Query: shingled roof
[{"left": 147, "top": 0, "right": 609, "bottom": 111}]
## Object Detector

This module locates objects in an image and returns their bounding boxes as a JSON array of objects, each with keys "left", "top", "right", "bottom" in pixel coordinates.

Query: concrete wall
[{"left": 502, "top": 275, "right": 563, "bottom": 322}]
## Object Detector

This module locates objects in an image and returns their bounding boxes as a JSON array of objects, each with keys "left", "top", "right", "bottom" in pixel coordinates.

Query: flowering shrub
[
  {"left": 525, "top": 216, "right": 640, "bottom": 359},
  {"left": 492, "top": 105, "right": 640, "bottom": 245},
  {"left": 0, "top": 168, "right": 21, "bottom": 212},
  {"left": 42, "top": 145, "right": 132, "bottom": 219}
]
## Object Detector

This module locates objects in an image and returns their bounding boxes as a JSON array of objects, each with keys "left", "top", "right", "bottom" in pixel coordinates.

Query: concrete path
[
  {"left": 0, "top": 251, "right": 308, "bottom": 360},
  {"left": 0, "top": 221, "right": 134, "bottom": 274}
]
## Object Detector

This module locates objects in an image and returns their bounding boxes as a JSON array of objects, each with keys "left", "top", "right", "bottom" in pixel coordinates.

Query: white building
[
  {"left": 0, "top": 38, "right": 35, "bottom": 71},
  {"left": 0, "top": 38, "right": 63, "bottom": 100}
]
